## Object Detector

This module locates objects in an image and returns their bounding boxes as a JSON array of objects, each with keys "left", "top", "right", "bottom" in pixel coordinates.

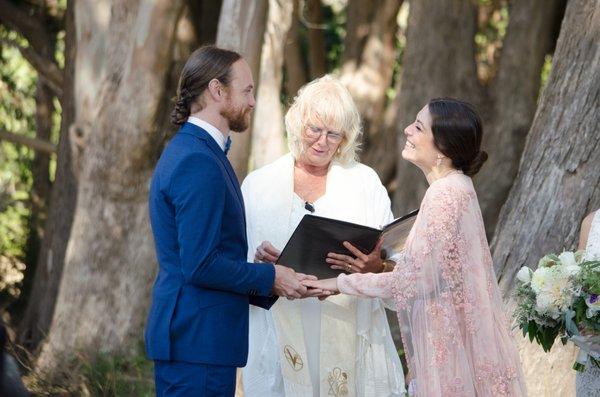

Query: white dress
[
  {"left": 577, "top": 210, "right": 600, "bottom": 397},
  {"left": 241, "top": 153, "right": 405, "bottom": 397}
]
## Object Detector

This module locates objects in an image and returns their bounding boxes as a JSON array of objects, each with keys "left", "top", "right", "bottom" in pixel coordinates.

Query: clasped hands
[{"left": 256, "top": 239, "right": 384, "bottom": 300}]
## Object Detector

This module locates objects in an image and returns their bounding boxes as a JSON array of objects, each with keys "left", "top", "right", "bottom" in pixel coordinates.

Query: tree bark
[
  {"left": 17, "top": 3, "right": 77, "bottom": 353},
  {"left": 391, "top": 0, "right": 480, "bottom": 215},
  {"left": 340, "top": 0, "right": 402, "bottom": 142},
  {"left": 283, "top": 0, "right": 308, "bottom": 100},
  {"left": 31, "top": 78, "right": 53, "bottom": 232},
  {"left": 362, "top": 75, "right": 401, "bottom": 187},
  {"left": 19, "top": 56, "right": 56, "bottom": 325},
  {"left": 305, "top": 0, "right": 327, "bottom": 78},
  {"left": 35, "top": 0, "right": 183, "bottom": 379},
  {"left": 390, "top": 0, "right": 562, "bottom": 236},
  {"left": 491, "top": 2, "right": 599, "bottom": 395},
  {"left": 475, "top": 0, "right": 564, "bottom": 236},
  {"left": 154, "top": 0, "right": 222, "bottom": 153},
  {"left": 187, "top": 0, "right": 223, "bottom": 46},
  {"left": 250, "top": 0, "right": 293, "bottom": 170},
  {"left": 216, "top": 0, "right": 268, "bottom": 180},
  {"left": 342, "top": 0, "right": 376, "bottom": 66}
]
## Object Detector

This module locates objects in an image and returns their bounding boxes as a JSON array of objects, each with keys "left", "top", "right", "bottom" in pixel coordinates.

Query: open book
[{"left": 276, "top": 209, "right": 418, "bottom": 279}]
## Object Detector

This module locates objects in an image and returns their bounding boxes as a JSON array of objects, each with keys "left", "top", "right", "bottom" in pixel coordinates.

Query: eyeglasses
[{"left": 305, "top": 125, "right": 344, "bottom": 143}]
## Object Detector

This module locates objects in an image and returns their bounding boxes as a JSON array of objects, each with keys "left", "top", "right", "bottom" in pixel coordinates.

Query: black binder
[{"left": 276, "top": 209, "right": 418, "bottom": 279}]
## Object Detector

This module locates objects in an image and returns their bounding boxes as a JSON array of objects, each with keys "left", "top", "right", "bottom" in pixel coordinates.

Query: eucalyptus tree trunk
[
  {"left": 35, "top": 0, "right": 183, "bottom": 379},
  {"left": 340, "top": 0, "right": 403, "bottom": 142},
  {"left": 389, "top": 0, "right": 562, "bottom": 238},
  {"left": 475, "top": 0, "right": 564, "bottom": 235},
  {"left": 17, "top": 3, "right": 77, "bottom": 352},
  {"left": 216, "top": 0, "right": 268, "bottom": 180},
  {"left": 492, "top": 1, "right": 599, "bottom": 395},
  {"left": 250, "top": 0, "right": 293, "bottom": 170},
  {"left": 391, "top": 0, "right": 480, "bottom": 214},
  {"left": 283, "top": 0, "right": 308, "bottom": 100},
  {"left": 305, "top": 0, "right": 327, "bottom": 79}
]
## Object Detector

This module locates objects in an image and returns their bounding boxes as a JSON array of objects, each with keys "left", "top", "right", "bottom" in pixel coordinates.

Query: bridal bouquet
[{"left": 513, "top": 250, "right": 600, "bottom": 371}]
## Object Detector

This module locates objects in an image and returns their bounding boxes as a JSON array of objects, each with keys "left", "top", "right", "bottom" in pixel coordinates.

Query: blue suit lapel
[{"left": 178, "top": 123, "right": 247, "bottom": 234}]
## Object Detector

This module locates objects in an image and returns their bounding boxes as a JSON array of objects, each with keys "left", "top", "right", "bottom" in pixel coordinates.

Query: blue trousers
[{"left": 154, "top": 360, "right": 236, "bottom": 397}]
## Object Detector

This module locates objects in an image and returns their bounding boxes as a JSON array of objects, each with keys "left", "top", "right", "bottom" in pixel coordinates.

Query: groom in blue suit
[{"left": 146, "top": 46, "right": 319, "bottom": 396}]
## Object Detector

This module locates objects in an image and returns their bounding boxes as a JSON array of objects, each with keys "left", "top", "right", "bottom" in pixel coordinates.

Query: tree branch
[
  {"left": 1, "top": 38, "right": 63, "bottom": 97},
  {"left": 0, "top": 0, "right": 55, "bottom": 53},
  {"left": 0, "top": 129, "right": 56, "bottom": 154}
]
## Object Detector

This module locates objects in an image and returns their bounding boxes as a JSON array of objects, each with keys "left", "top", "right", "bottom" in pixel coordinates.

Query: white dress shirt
[{"left": 187, "top": 116, "right": 228, "bottom": 152}]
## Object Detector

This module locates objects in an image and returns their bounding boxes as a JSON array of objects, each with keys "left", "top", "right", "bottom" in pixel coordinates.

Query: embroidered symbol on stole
[
  {"left": 327, "top": 367, "right": 349, "bottom": 396},
  {"left": 283, "top": 345, "right": 304, "bottom": 371}
]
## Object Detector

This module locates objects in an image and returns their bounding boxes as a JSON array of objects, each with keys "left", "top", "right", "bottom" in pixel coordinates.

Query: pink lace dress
[{"left": 338, "top": 173, "right": 527, "bottom": 396}]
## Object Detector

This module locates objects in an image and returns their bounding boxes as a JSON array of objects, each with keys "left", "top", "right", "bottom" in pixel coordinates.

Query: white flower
[
  {"left": 531, "top": 265, "right": 576, "bottom": 318},
  {"left": 535, "top": 292, "right": 561, "bottom": 319},
  {"left": 516, "top": 266, "right": 532, "bottom": 283},
  {"left": 563, "top": 265, "right": 581, "bottom": 277},
  {"left": 531, "top": 267, "right": 552, "bottom": 294},
  {"left": 559, "top": 251, "right": 577, "bottom": 267}
]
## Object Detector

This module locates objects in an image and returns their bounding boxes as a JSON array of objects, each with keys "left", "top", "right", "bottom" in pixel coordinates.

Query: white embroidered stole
[{"left": 273, "top": 296, "right": 357, "bottom": 397}]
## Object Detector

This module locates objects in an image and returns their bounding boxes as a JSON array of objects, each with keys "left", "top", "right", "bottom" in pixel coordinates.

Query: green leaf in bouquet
[
  {"left": 573, "top": 362, "right": 586, "bottom": 372},
  {"left": 573, "top": 297, "right": 588, "bottom": 324},
  {"left": 536, "top": 325, "right": 561, "bottom": 352},
  {"left": 521, "top": 322, "right": 527, "bottom": 337},
  {"left": 528, "top": 321, "right": 537, "bottom": 342},
  {"left": 581, "top": 260, "right": 600, "bottom": 294}
]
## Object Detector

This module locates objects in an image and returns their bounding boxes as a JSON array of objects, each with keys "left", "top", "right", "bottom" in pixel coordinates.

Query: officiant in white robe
[{"left": 241, "top": 76, "right": 405, "bottom": 397}]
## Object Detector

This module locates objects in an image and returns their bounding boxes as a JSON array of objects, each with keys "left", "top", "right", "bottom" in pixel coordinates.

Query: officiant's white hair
[{"left": 285, "top": 75, "right": 362, "bottom": 164}]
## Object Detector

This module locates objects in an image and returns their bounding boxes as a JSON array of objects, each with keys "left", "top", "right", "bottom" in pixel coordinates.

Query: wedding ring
[{"left": 346, "top": 264, "right": 351, "bottom": 272}]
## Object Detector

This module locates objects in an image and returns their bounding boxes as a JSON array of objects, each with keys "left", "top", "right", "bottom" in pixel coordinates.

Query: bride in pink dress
[{"left": 305, "top": 98, "right": 527, "bottom": 396}]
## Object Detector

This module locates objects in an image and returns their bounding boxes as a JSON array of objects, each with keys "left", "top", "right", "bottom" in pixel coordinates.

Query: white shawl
[{"left": 241, "top": 153, "right": 405, "bottom": 397}]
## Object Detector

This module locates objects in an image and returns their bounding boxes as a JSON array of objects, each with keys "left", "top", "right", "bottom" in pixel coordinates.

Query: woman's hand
[
  {"left": 302, "top": 278, "right": 339, "bottom": 300},
  {"left": 327, "top": 238, "right": 384, "bottom": 273},
  {"left": 254, "top": 241, "right": 281, "bottom": 263}
]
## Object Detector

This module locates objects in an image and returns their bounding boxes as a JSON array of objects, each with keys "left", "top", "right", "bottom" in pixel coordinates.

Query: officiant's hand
[
  {"left": 327, "top": 238, "right": 384, "bottom": 273},
  {"left": 254, "top": 241, "right": 281, "bottom": 263}
]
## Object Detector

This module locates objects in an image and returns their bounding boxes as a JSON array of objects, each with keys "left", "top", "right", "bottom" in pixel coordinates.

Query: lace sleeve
[{"left": 337, "top": 271, "right": 395, "bottom": 299}]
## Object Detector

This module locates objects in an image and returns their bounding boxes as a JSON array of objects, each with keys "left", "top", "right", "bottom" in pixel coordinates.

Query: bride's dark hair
[{"left": 428, "top": 98, "right": 488, "bottom": 176}]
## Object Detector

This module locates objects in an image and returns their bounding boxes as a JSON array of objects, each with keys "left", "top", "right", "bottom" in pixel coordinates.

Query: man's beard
[{"left": 221, "top": 103, "right": 251, "bottom": 132}]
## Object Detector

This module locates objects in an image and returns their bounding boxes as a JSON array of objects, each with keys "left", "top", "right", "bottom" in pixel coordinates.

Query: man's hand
[
  {"left": 272, "top": 265, "right": 308, "bottom": 299},
  {"left": 254, "top": 241, "right": 281, "bottom": 263},
  {"left": 296, "top": 273, "right": 332, "bottom": 299}
]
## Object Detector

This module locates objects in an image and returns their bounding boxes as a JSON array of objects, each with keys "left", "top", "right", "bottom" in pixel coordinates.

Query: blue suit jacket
[{"left": 146, "top": 122, "right": 277, "bottom": 367}]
